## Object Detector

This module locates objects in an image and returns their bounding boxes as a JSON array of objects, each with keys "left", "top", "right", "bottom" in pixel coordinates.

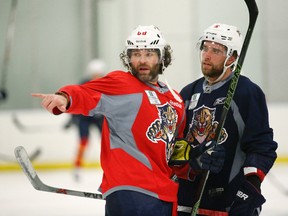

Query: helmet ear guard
[{"left": 123, "top": 50, "right": 130, "bottom": 65}]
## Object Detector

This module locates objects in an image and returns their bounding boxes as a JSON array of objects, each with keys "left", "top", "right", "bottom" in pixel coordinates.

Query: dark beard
[
  {"left": 131, "top": 64, "right": 160, "bottom": 83},
  {"left": 201, "top": 64, "right": 223, "bottom": 80}
]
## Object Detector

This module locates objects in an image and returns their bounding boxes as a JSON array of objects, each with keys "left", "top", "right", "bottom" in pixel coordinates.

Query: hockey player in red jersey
[
  {"left": 32, "top": 25, "right": 184, "bottom": 216},
  {"left": 32, "top": 25, "right": 226, "bottom": 216}
]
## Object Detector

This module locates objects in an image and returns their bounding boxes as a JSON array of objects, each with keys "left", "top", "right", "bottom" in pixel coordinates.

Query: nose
[
  {"left": 202, "top": 51, "right": 211, "bottom": 60},
  {"left": 138, "top": 55, "right": 148, "bottom": 63}
]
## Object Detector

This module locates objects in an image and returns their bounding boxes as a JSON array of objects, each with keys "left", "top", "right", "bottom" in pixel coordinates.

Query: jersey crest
[
  {"left": 146, "top": 103, "right": 178, "bottom": 161},
  {"left": 187, "top": 105, "right": 228, "bottom": 144}
]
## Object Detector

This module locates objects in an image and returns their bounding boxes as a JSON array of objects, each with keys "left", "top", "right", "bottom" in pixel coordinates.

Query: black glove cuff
[
  {"left": 246, "top": 175, "right": 261, "bottom": 192},
  {"left": 241, "top": 180, "right": 266, "bottom": 205},
  {"left": 229, "top": 179, "right": 266, "bottom": 216}
]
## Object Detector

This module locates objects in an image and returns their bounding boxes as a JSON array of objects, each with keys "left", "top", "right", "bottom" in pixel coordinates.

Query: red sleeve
[
  {"left": 171, "top": 163, "right": 198, "bottom": 181},
  {"left": 58, "top": 71, "right": 130, "bottom": 116}
]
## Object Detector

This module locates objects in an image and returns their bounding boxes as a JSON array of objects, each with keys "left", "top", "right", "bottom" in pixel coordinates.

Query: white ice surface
[{"left": 0, "top": 165, "right": 287, "bottom": 216}]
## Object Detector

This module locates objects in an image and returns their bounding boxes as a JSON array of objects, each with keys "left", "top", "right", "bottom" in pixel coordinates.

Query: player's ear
[{"left": 226, "top": 52, "right": 237, "bottom": 67}]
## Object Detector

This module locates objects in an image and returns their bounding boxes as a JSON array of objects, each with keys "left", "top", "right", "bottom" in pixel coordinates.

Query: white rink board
[
  {"left": 0, "top": 109, "right": 101, "bottom": 165},
  {"left": 0, "top": 103, "right": 286, "bottom": 165}
]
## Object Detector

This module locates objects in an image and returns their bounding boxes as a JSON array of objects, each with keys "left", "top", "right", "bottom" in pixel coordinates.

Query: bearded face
[
  {"left": 200, "top": 41, "right": 228, "bottom": 82},
  {"left": 129, "top": 49, "right": 161, "bottom": 84}
]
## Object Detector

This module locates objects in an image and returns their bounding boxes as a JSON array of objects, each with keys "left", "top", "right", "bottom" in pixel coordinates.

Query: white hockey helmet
[
  {"left": 198, "top": 23, "right": 243, "bottom": 58},
  {"left": 125, "top": 25, "right": 167, "bottom": 61}
]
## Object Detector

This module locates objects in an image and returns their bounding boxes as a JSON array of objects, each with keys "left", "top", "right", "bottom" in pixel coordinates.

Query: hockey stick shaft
[
  {"left": 267, "top": 171, "right": 288, "bottom": 195},
  {"left": 14, "top": 146, "right": 103, "bottom": 200},
  {"left": 12, "top": 113, "right": 64, "bottom": 132},
  {"left": 191, "top": 1, "right": 258, "bottom": 215},
  {"left": 0, "top": 147, "right": 41, "bottom": 163},
  {"left": 1, "top": 0, "right": 18, "bottom": 89}
]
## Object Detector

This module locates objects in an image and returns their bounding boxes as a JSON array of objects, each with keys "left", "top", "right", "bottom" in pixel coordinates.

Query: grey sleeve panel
[
  {"left": 89, "top": 93, "right": 152, "bottom": 169},
  {"left": 229, "top": 100, "right": 245, "bottom": 182}
]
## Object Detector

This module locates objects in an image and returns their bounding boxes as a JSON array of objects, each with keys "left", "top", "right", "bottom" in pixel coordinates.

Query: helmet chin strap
[
  {"left": 127, "top": 58, "right": 182, "bottom": 103},
  {"left": 161, "top": 59, "right": 183, "bottom": 103},
  {"left": 125, "top": 56, "right": 133, "bottom": 75},
  {"left": 205, "top": 56, "right": 236, "bottom": 85},
  {"left": 128, "top": 65, "right": 133, "bottom": 75}
]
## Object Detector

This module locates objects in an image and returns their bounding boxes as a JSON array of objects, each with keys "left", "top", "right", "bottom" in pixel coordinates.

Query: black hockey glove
[
  {"left": 229, "top": 177, "right": 266, "bottom": 216},
  {"left": 169, "top": 139, "right": 225, "bottom": 174},
  {"left": 189, "top": 140, "right": 225, "bottom": 174}
]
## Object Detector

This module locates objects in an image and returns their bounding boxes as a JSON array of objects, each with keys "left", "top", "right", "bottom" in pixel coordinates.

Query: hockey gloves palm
[
  {"left": 169, "top": 139, "right": 191, "bottom": 165},
  {"left": 229, "top": 178, "right": 266, "bottom": 216},
  {"left": 169, "top": 139, "right": 225, "bottom": 174}
]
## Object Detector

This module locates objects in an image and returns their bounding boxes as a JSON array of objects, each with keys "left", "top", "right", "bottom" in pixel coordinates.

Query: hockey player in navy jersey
[{"left": 173, "top": 23, "right": 278, "bottom": 216}]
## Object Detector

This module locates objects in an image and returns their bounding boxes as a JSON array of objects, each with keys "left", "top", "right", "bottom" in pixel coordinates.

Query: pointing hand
[{"left": 32, "top": 93, "right": 68, "bottom": 114}]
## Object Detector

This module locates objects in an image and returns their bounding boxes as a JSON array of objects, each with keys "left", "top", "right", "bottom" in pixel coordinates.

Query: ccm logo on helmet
[{"left": 137, "top": 31, "right": 147, "bottom": 35}]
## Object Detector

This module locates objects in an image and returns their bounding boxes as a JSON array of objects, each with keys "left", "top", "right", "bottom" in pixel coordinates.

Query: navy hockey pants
[{"left": 105, "top": 190, "right": 173, "bottom": 216}]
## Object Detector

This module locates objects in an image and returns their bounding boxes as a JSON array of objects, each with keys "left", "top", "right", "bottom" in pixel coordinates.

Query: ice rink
[
  {"left": 0, "top": 164, "right": 287, "bottom": 216},
  {"left": 1, "top": 108, "right": 284, "bottom": 215}
]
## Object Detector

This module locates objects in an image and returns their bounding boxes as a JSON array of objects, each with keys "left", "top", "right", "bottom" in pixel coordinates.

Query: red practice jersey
[{"left": 59, "top": 71, "right": 186, "bottom": 203}]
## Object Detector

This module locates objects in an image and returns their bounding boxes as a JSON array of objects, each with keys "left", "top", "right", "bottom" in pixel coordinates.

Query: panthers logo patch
[
  {"left": 187, "top": 105, "right": 227, "bottom": 144},
  {"left": 146, "top": 103, "right": 178, "bottom": 161}
]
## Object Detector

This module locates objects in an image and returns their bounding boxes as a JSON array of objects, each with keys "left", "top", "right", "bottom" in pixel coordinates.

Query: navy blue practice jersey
[{"left": 178, "top": 74, "right": 277, "bottom": 211}]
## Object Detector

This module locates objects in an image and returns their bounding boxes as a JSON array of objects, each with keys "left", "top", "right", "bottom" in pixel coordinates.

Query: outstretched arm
[{"left": 31, "top": 92, "right": 69, "bottom": 114}]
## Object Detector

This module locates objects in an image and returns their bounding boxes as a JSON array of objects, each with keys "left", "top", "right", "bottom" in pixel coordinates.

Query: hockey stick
[
  {"left": 267, "top": 171, "right": 288, "bottom": 196},
  {"left": 12, "top": 113, "right": 64, "bottom": 132},
  {"left": 12, "top": 113, "right": 40, "bottom": 132},
  {"left": 14, "top": 146, "right": 104, "bottom": 200},
  {"left": 191, "top": 1, "right": 259, "bottom": 215},
  {"left": 0, "top": 147, "right": 41, "bottom": 163},
  {"left": 0, "top": 0, "right": 18, "bottom": 103}
]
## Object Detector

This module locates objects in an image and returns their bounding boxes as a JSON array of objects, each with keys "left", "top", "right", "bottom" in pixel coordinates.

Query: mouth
[
  {"left": 138, "top": 66, "right": 150, "bottom": 72},
  {"left": 202, "top": 61, "right": 211, "bottom": 67}
]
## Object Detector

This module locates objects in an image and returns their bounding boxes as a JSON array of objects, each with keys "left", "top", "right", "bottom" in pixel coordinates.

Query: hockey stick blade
[
  {"left": 191, "top": 1, "right": 259, "bottom": 215},
  {"left": 14, "top": 146, "right": 103, "bottom": 200}
]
